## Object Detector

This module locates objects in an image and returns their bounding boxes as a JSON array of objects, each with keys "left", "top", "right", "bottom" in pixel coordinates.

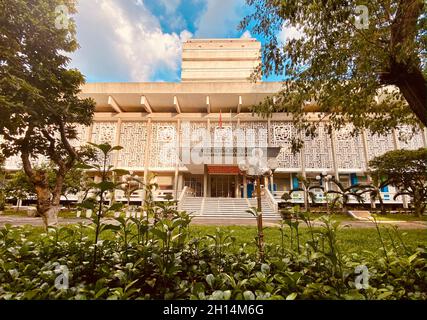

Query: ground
[{"left": 0, "top": 209, "right": 426, "bottom": 254}]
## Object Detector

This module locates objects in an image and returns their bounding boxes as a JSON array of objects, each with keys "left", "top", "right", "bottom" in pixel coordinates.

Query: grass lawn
[
  {"left": 10, "top": 222, "right": 427, "bottom": 256},
  {"left": 189, "top": 225, "right": 427, "bottom": 254}
]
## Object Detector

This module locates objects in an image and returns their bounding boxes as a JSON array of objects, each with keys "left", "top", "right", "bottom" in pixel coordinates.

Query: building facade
[{"left": 3, "top": 39, "right": 427, "bottom": 215}]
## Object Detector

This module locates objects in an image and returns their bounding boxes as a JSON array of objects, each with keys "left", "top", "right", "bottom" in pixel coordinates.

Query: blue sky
[{"left": 69, "top": 0, "right": 291, "bottom": 83}]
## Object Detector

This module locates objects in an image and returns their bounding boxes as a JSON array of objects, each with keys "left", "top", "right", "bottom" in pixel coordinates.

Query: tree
[
  {"left": 358, "top": 175, "right": 391, "bottom": 214},
  {"left": 0, "top": 0, "right": 95, "bottom": 227},
  {"left": 5, "top": 170, "right": 36, "bottom": 211},
  {"left": 326, "top": 177, "right": 365, "bottom": 212},
  {"left": 368, "top": 148, "right": 427, "bottom": 216},
  {"left": 240, "top": 0, "right": 426, "bottom": 144},
  {"left": 287, "top": 176, "right": 322, "bottom": 212}
]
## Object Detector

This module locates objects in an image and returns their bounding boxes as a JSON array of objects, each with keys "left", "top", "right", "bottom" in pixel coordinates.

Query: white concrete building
[{"left": 3, "top": 39, "right": 427, "bottom": 217}]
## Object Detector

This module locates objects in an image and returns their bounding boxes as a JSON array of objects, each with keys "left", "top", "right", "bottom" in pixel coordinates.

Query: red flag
[{"left": 219, "top": 109, "right": 222, "bottom": 128}]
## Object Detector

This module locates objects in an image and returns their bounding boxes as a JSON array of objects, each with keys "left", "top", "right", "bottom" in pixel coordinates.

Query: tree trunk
[
  {"left": 255, "top": 176, "right": 264, "bottom": 261},
  {"left": 391, "top": 64, "right": 427, "bottom": 126},
  {"left": 386, "top": 0, "right": 427, "bottom": 126},
  {"left": 41, "top": 205, "right": 60, "bottom": 227}
]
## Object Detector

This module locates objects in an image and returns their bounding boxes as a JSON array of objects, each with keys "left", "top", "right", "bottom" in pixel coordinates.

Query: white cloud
[
  {"left": 195, "top": 0, "right": 245, "bottom": 38},
  {"left": 278, "top": 23, "right": 304, "bottom": 43},
  {"left": 70, "top": 0, "right": 192, "bottom": 82}
]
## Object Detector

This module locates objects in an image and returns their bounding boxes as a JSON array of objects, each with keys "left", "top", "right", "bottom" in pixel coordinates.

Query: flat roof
[{"left": 80, "top": 81, "right": 283, "bottom": 113}]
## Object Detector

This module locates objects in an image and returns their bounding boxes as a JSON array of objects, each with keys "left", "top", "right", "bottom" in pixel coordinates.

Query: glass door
[{"left": 210, "top": 175, "right": 236, "bottom": 198}]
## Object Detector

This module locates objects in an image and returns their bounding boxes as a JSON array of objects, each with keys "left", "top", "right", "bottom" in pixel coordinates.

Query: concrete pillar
[
  {"left": 270, "top": 174, "right": 274, "bottom": 192},
  {"left": 361, "top": 129, "right": 370, "bottom": 172},
  {"left": 174, "top": 119, "right": 181, "bottom": 200},
  {"left": 142, "top": 118, "right": 152, "bottom": 200},
  {"left": 112, "top": 119, "right": 122, "bottom": 203},
  {"left": 178, "top": 173, "right": 183, "bottom": 193},
  {"left": 392, "top": 129, "right": 408, "bottom": 208},
  {"left": 235, "top": 175, "right": 239, "bottom": 198},
  {"left": 300, "top": 131, "right": 306, "bottom": 178},
  {"left": 203, "top": 165, "right": 208, "bottom": 197},
  {"left": 330, "top": 128, "right": 339, "bottom": 180},
  {"left": 113, "top": 119, "right": 122, "bottom": 167}
]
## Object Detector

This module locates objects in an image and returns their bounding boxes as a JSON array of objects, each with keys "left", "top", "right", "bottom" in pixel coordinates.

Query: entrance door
[{"left": 210, "top": 175, "right": 236, "bottom": 198}]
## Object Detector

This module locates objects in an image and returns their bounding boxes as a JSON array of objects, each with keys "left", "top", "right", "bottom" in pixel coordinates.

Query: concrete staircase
[
  {"left": 180, "top": 197, "right": 203, "bottom": 216},
  {"left": 180, "top": 196, "right": 280, "bottom": 220},
  {"left": 248, "top": 198, "right": 278, "bottom": 219}
]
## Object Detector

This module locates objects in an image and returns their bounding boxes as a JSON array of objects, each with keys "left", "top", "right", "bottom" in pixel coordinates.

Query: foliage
[
  {"left": 4, "top": 170, "right": 35, "bottom": 209},
  {"left": 240, "top": 0, "right": 426, "bottom": 149},
  {"left": 368, "top": 148, "right": 427, "bottom": 216},
  {"left": 4, "top": 166, "right": 85, "bottom": 206},
  {"left": 0, "top": 0, "right": 96, "bottom": 224},
  {"left": 358, "top": 176, "right": 391, "bottom": 214},
  {"left": 76, "top": 142, "right": 126, "bottom": 267},
  {"left": 287, "top": 176, "right": 323, "bottom": 212},
  {"left": 0, "top": 209, "right": 426, "bottom": 300},
  {"left": 326, "top": 177, "right": 365, "bottom": 211}
]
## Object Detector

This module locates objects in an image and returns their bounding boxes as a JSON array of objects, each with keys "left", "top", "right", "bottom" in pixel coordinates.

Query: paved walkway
[{"left": 0, "top": 215, "right": 426, "bottom": 229}]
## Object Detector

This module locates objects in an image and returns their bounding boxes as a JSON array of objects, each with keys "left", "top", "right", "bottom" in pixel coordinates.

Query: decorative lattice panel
[
  {"left": 150, "top": 122, "right": 178, "bottom": 167},
  {"left": 395, "top": 126, "right": 425, "bottom": 150},
  {"left": 90, "top": 122, "right": 117, "bottom": 165},
  {"left": 303, "top": 123, "right": 333, "bottom": 169},
  {"left": 118, "top": 122, "right": 147, "bottom": 168},
  {"left": 365, "top": 130, "right": 395, "bottom": 160},
  {"left": 334, "top": 125, "right": 365, "bottom": 170},
  {"left": 179, "top": 122, "right": 208, "bottom": 165},
  {"left": 210, "top": 121, "right": 238, "bottom": 159},
  {"left": 69, "top": 124, "right": 89, "bottom": 147},
  {"left": 239, "top": 121, "right": 268, "bottom": 147},
  {"left": 180, "top": 122, "right": 208, "bottom": 147},
  {"left": 269, "top": 122, "right": 301, "bottom": 169},
  {"left": 91, "top": 122, "right": 117, "bottom": 144}
]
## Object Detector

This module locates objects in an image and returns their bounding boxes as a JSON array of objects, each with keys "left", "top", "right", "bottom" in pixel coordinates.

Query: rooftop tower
[{"left": 181, "top": 38, "right": 261, "bottom": 82}]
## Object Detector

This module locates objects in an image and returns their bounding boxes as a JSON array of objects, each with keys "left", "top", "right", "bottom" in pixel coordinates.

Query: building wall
[{"left": 17, "top": 119, "right": 422, "bottom": 174}]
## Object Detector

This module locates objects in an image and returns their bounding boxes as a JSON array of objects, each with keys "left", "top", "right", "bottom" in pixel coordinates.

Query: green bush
[{"left": 0, "top": 206, "right": 426, "bottom": 300}]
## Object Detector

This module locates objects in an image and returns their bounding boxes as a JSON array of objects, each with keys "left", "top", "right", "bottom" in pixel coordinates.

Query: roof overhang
[{"left": 79, "top": 81, "right": 283, "bottom": 114}]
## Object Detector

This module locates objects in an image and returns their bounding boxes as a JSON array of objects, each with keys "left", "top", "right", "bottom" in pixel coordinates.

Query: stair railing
[
  {"left": 177, "top": 186, "right": 189, "bottom": 211},
  {"left": 264, "top": 188, "right": 279, "bottom": 213}
]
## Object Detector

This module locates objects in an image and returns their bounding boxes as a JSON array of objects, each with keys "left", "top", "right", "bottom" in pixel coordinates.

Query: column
[
  {"left": 142, "top": 118, "right": 152, "bottom": 200},
  {"left": 112, "top": 119, "right": 122, "bottom": 204},
  {"left": 203, "top": 165, "right": 208, "bottom": 197},
  {"left": 235, "top": 175, "right": 239, "bottom": 198},
  {"left": 330, "top": 128, "right": 339, "bottom": 179},
  {"left": 113, "top": 119, "right": 122, "bottom": 168},
  {"left": 174, "top": 119, "right": 181, "bottom": 200},
  {"left": 361, "top": 129, "right": 370, "bottom": 172},
  {"left": 300, "top": 131, "right": 306, "bottom": 178},
  {"left": 392, "top": 129, "right": 408, "bottom": 208}
]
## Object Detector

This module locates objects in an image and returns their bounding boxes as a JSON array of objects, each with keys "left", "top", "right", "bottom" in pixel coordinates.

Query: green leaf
[
  {"left": 377, "top": 291, "right": 393, "bottom": 300},
  {"left": 206, "top": 274, "right": 215, "bottom": 287},
  {"left": 108, "top": 202, "right": 124, "bottom": 212},
  {"left": 286, "top": 292, "right": 297, "bottom": 300},
  {"left": 95, "top": 287, "right": 108, "bottom": 299},
  {"left": 243, "top": 290, "right": 255, "bottom": 300}
]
